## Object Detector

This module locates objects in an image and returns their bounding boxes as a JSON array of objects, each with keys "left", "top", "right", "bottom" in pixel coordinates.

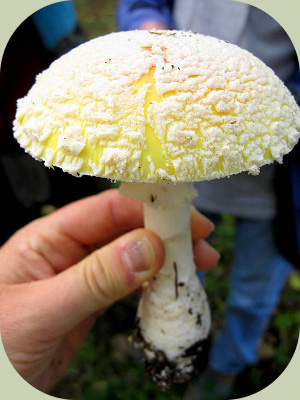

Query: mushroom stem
[{"left": 119, "top": 182, "right": 211, "bottom": 387}]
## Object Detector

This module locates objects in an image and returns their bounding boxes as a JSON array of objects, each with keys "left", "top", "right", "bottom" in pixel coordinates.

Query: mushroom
[{"left": 13, "top": 30, "right": 300, "bottom": 388}]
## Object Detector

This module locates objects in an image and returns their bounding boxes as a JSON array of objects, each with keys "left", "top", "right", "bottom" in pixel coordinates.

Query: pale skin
[
  {"left": 0, "top": 189, "right": 219, "bottom": 394},
  {"left": 139, "top": 21, "right": 169, "bottom": 30}
]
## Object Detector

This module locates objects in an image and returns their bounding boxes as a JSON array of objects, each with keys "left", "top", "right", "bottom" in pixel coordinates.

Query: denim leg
[{"left": 210, "top": 218, "right": 292, "bottom": 374}]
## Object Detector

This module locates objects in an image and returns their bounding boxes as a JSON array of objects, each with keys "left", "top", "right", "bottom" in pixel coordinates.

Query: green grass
[
  {"left": 50, "top": 2, "right": 300, "bottom": 398},
  {"left": 74, "top": 0, "right": 118, "bottom": 39}
]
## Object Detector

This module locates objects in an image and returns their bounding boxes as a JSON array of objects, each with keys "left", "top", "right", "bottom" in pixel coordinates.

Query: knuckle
[{"left": 80, "top": 252, "right": 116, "bottom": 307}]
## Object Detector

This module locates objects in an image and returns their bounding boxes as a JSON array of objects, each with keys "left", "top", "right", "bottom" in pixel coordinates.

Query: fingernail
[{"left": 121, "top": 237, "right": 154, "bottom": 274}]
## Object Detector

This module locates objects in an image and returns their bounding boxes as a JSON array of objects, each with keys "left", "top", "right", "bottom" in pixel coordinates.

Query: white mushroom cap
[{"left": 13, "top": 30, "right": 300, "bottom": 182}]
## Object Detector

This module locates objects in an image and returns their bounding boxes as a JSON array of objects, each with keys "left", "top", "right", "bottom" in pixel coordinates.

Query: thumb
[
  {"left": 34, "top": 228, "right": 164, "bottom": 336},
  {"left": 69, "top": 228, "right": 164, "bottom": 311}
]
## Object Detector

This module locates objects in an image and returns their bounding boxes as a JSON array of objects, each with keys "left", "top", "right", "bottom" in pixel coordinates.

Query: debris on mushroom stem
[{"left": 119, "top": 182, "right": 211, "bottom": 386}]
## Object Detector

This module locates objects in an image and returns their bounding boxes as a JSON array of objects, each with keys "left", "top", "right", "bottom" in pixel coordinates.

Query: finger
[
  {"left": 139, "top": 21, "right": 170, "bottom": 30},
  {"left": 193, "top": 239, "right": 220, "bottom": 270},
  {"left": 68, "top": 228, "right": 164, "bottom": 318},
  {"left": 31, "top": 189, "right": 144, "bottom": 246},
  {"left": 5, "top": 191, "right": 214, "bottom": 278},
  {"left": 190, "top": 207, "right": 215, "bottom": 241},
  {"left": 4, "top": 190, "right": 145, "bottom": 275},
  {"left": 3, "top": 229, "right": 164, "bottom": 339}
]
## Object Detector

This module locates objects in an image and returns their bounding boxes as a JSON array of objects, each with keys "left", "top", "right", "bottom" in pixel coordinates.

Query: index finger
[
  {"left": 9, "top": 189, "right": 214, "bottom": 275},
  {"left": 52, "top": 190, "right": 214, "bottom": 246},
  {"left": 51, "top": 188, "right": 144, "bottom": 246}
]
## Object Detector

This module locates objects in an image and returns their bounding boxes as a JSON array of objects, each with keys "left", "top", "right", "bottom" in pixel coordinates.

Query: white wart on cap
[{"left": 13, "top": 30, "right": 300, "bottom": 183}]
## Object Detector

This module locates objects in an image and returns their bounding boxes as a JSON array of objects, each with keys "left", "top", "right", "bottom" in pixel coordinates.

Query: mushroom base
[
  {"left": 131, "top": 326, "right": 211, "bottom": 390},
  {"left": 120, "top": 182, "right": 211, "bottom": 388}
]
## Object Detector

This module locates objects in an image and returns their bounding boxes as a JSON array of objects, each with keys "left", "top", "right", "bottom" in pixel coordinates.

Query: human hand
[
  {"left": 0, "top": 189, "right": 218, "bottom": 393},
  {"left": 139, "top": 21, "right": 169, "bottom": 30}
]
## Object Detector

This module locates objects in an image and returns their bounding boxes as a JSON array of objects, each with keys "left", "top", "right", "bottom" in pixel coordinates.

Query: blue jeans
[{"left": 199, "top": 217, "right": 292, "bottom": 374}]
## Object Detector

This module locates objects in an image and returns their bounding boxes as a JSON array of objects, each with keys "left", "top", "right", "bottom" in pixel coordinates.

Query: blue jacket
[
  {"left": 117, "top": 0, "right": 175, "bottom": 31},
  {"left": 31, "top": 1, "right": 78, "bottom": 51},
  {"left": 276, "top": 70, "right": 300, "bottom": 267}
]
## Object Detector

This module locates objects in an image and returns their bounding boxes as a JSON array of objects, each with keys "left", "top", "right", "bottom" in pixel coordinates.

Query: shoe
[{"left": 183, "top": 367, "right": 237, "bottom": 400}]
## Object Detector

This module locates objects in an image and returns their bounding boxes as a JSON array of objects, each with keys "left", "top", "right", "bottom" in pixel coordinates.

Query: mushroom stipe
[{"left": 13, "top": 30, "right": 300, "bottom": 387}]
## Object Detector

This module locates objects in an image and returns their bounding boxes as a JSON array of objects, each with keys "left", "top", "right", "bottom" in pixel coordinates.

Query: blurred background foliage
[{"left": 48, "top": 1, "right": 300, "bottom": 399}]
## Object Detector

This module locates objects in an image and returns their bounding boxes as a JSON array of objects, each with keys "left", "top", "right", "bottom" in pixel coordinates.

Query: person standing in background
[
  {"left": 0, "top": 1, "right": 110, "bottom": 245},
  {"left": 117, "top": 1, "right": 300, "bottom": 399}
]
